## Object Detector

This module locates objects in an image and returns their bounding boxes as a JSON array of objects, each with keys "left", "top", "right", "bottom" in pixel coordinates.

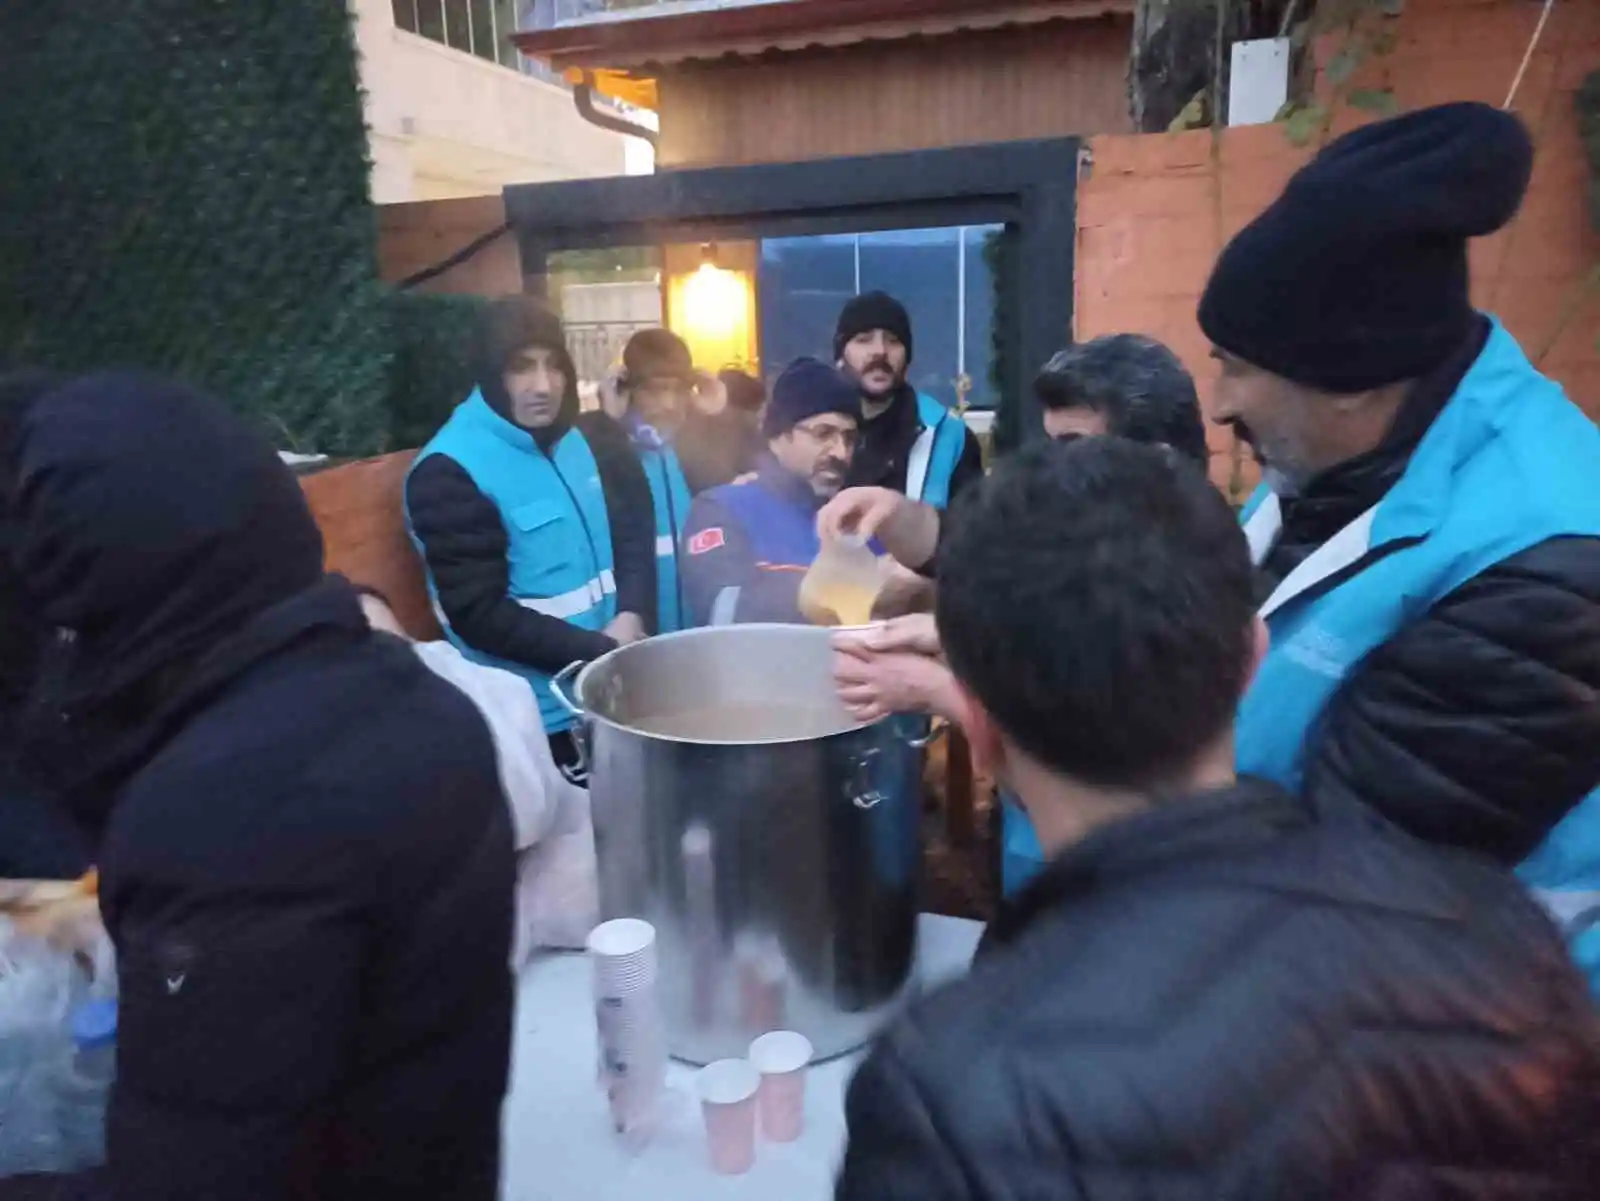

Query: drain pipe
[{"left": 574, "top": 71, "right": 659, "bottom": 147}]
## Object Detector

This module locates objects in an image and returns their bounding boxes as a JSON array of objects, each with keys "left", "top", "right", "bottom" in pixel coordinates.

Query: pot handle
[
  {"left": 550, "top": 661, "right": 590, "bottom": 785},
  {"left": 903, "top": 717, "right": 950, "bottom": 750},
  {"left": 847, "top": 745, "right": 887, "bottom": 811},
  {"left": 551, "top": 660, "right": 586, "bottom": 720}
]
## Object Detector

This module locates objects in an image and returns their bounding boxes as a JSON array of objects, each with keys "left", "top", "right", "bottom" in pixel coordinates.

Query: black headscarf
[
  {"left": 13, "top": 372, "right": 336, "bottom": 829},
  {"left": 0, "top": 369, "right": 61, "bottom": 715}
]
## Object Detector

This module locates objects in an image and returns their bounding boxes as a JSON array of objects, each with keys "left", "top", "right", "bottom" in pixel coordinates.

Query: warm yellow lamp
[{"left": 663, "top": 242, "right": 759, "bottom": 375}]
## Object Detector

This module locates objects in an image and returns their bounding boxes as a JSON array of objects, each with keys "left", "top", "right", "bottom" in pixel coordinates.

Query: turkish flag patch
[{"left": 687, "top": 528, "right": 726, "bottom": 555}]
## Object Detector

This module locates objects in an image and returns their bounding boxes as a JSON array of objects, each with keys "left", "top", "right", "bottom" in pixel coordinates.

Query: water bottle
[{"left": 56, "top": 997, "right": 116, "bottom": 1170}]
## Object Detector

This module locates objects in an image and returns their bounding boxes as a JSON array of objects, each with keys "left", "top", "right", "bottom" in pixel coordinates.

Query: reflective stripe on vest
[
  {"left": 907, "top": 392, "right": 967, "bottom": 510},
  {"left": 1234, "top": 319, "right": 1600, "bottom": 993},
  {"left": 515, "top": 568, "right": 617, "bottom": 619},
  {"left": 407, "top": 389, "right": 617, "bottom": 734}
]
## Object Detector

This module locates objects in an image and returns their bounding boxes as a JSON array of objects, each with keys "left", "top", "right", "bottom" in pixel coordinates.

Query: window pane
[
  {"left": 470, "top": 0, "right": 496, "bottom": 60},
  {"left": 444, "top": 0, "right": 473, "bottom": 52},
  {"left": 858, "top": 228, "right": 960, "bottom": 409},
  {"left": 962, "top": 225, "right": 1006, "bottom": 410},
  {"left": 392, "top": 0, "right": 419, "bottom": 33},
  {"left": 416, "top": 0, "right": 445, "bottom": 42},
  {"left": 496, "top": 0, "right": 521, "bottom": 67},
  {"left": 757, "top": 235, "right": 857, "bottom": 380}
]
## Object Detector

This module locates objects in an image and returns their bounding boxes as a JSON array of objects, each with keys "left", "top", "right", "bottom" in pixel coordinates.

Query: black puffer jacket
[
  {"left": 837, "top": 780, "right": 1600, "bottom": 1201},
  {"left": 14, "top": 374, "right": 513, "bottom": 1201},
  {"left": 1260, "top": 321, "right": 1600, "bottom": 863},
  {"left": 0, "top": 368, "right": 88, "bottom": 879}
]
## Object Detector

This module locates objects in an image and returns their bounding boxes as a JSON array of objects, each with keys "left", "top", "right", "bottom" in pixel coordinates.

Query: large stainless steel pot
[{"left": 553, "top": 624, "right": 929, "bottom": 1065}]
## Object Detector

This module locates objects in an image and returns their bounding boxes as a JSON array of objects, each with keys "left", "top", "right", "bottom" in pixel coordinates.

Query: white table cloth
[{"left": 501, "top": 913, "right": 984, "bottom": 1201}]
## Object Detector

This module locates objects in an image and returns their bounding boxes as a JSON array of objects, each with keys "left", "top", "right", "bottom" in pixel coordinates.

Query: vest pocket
[{"left": 507, "top": 501, "right": 579, "bottom": 587}]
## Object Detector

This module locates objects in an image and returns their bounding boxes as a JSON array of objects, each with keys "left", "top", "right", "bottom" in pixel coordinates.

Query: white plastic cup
[
  {"left": 748, "top": 1031, "right": 813, "bottom": 1143},
  {"left": 589, "top": 918, "right": 658, "bottom": 996},
  {"left": 696, "top": 1059, "right": 761, "bottom": 1175}
]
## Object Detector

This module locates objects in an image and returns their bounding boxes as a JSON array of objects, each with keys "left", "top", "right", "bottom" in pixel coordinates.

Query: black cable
[{"left": 396, "top": 221, "right": 513, "bottom": 290}]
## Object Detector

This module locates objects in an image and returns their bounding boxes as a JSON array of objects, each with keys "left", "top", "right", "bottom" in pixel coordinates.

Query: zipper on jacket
[{"left": 541, "top": 441, "right": 605, "bottom": 600}]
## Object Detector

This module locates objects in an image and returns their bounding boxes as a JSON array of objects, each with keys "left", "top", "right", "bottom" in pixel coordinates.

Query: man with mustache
[
  {"left": 679, "top": 357, "right": 863, "bottom": 625},
  {"left": 834, "top": 291, "right": 984, "bottom": 508},
  {"left": 1205, "top": 102, "right": 1600, "bottom": 989}
]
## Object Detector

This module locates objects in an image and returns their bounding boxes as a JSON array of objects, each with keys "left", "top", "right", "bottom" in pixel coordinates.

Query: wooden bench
[{"left": 299, "top": 451, "right": 439, "bottom": 640}]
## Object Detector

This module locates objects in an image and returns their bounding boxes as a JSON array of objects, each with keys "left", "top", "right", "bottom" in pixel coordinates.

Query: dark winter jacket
[
  {"left": 13, "top": 374, "right": 513, "bottom": 1201},
  {"left": 1246, "top": 319, "right": 1600, "bottom": 867},
  {"left": 406, "top": 404, "right": 656, "bottom": 670},
  {"left": 837, "top": 779, "right": 1600, "bottom": 1201},
  {"left": 847, "top": 382, "right": 984, "bottom": 502},
  {"left": 0, "top": 368, "right": 89, "bottom": 879}
]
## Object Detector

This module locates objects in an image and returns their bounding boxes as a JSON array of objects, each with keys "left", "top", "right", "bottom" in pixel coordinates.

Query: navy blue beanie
[
  {"left": 1199, "top": 102, "right": 1533, "bottom": 393},
  {"left": 764, "top": 357, "right": 861, "bottom": 438}
]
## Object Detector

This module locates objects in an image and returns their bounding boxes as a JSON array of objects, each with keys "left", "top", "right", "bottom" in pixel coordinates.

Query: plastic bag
[
  {"left": 513, "top": 778, "right": 599, "bottom": 963},
  {"left": 0, "top": 916, "right": 81, "bottom": 1177},
  {"left": 799, "top": 535, "right": 890, "bottom": 628}
]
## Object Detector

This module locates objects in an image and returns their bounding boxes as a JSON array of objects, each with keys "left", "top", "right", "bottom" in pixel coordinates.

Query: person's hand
[
  {"left": 599, "top": 367, "right": 628, "bottom": 421},
  {"left": 872, "top": 559, "right": 935, "bottom": 619},
  {"left": 690, "top": 369, "right": 728, "bottom": 416},
  {"left": 817, "top": 487, "right": 906, "bottom": 542},
  {"left": 832, "top": 648, "right": 960, "bottom": 724},
  {"left": 604, "top": 612, "right": 647, "bottom": 645},
  {"left": 816, "top": 487, "right": 941, "bottom": 572},
  {"left": 833, "top": 613, "right": 941, "bottom": 659}
]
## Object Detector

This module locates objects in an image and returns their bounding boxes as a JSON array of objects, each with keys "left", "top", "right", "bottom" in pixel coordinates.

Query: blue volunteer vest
[
  {"left": 1237, "top": 319, "right": 1600, "bottom": 990},
  {"left": 638, "top": 444, "right": 692, "bottom": 634},
  {"left": 908, "top": 392, "right": 968, "bottom": 510},
  {"left": 406, "top": 388, "right": 617, "bottom": 734},
  {"left": 998, "top": 320, "right": 1600, "bottom": 927}
]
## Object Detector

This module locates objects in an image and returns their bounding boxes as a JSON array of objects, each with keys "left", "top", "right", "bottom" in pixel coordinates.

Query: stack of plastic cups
[{"left": 587, "top": 918, "right": 666, "bottom": 1149}]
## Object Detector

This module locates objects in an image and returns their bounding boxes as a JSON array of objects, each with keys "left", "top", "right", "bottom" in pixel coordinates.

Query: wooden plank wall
[
  {"left": 300, "top": 451, "right": 442, "bottom": 640},
  {"left": 656, "top": 18, "right": 1133, "bottom": 169},
  {"left": 376, "top": 194, "right": 523, "bottom": 296}
]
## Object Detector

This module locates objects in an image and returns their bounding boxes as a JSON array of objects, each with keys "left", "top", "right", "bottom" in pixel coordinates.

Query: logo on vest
[
  {"left": 687, "top": 528, "right": 725, "bottom": 555},
  {"left": 1281, "top": 623, "right": 1352, "bottom": 680}
]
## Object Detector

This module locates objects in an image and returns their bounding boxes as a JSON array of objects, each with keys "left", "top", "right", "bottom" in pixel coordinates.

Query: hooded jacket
[
  {"left": 0, "top": 368, "right": 88, "bottom": 878},
  {"left": 404, "top": 309, "right": 656, "bottom": 719},
  {"left": 13, "top": 374, "right": 514, "bottom": 1201}
]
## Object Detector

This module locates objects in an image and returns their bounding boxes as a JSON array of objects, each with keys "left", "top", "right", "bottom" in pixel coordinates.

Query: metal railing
[{"left": 533, "top": 0, "right": 792, "bottom": 29}]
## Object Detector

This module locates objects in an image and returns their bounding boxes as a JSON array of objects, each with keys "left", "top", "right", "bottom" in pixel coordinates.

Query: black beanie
[
  {"left": 834, "top": 291, "right": 914, "bottom": 363},
  {"left": 764, "top": 357, "right": 861, "bottom": 438},
  {"left": 1198, "top": 102, "right": 1533, "bottom": 393}
]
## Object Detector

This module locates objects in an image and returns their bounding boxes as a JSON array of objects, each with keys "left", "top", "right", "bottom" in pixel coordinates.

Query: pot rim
[{"left": 566, "top": 623, "right": 887, "bottom": 747}]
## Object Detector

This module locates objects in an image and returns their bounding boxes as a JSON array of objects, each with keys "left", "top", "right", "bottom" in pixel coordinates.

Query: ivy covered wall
[{"left": 0, "top": 1, "right": 397, "bottom": 455}]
